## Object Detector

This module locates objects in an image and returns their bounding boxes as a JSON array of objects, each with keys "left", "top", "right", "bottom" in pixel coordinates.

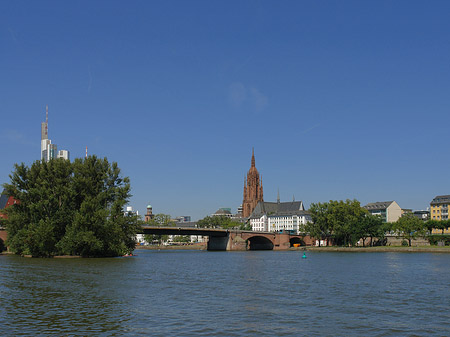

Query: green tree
[
  {"left": 393, "top": 213, "right": 426, "bottom": 246},
  {"left": 426, "top": 219, "right": 450, "bottom": 234},
  {"left": 3, "top": 156, "right": 139, "bottom": 257},
  {"left": 4, "top": 158, "right": 73, "bottom": 257},
  {"left": 358, "top": 213, "right": 383, "bottom": 247},
  {"left": 197, "top": 215, "right": 241, "bottom": 229},
  {"left": 305, "top": 202, "right": 332, "bottom": 246},
  {"left": 307, "top": 199, "right": 374, "bottom": 246},
  {"left": 239, "top": 222, "right": 252, "bottom": 231},
  {"left": 147, "top": 213, "right": 172, "bottom": 226},
  {"left": 173, "top": 235, "right": 190, "bottom": 243},
  {"left": 329, "top": 200, "right": 364, "bottom": 246}
]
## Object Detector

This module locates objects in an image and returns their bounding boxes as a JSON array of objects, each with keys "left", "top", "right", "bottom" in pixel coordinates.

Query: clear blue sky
[{"left": 1, "top": 0, "right": 449, "bottom": 220}]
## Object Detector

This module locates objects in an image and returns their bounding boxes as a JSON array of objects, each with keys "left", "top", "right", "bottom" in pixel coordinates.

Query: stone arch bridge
[{"left": 140, "top": 226, "right": 314, "bottom": 251}]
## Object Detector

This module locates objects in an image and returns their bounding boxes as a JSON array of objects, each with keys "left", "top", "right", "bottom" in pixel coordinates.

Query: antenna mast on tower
[{"left": 86, "top": 146, "right": 88, "bottom": 159}]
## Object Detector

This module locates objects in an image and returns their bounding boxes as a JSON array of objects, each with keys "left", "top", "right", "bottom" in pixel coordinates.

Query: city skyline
[
  {"left": 2, "top": 1, "right": 450, "bottom": 220},
  {"left": 40, "top": 105, "right": 70, "bottom": 162}
]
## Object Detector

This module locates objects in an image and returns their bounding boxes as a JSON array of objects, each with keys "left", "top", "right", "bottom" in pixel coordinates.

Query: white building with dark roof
[{"left": 249, "top": 198, "right": 311, "bottom": 234}]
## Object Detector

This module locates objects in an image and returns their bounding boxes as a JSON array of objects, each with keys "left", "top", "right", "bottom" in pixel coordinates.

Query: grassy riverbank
[
  {"left": 135, "top": 244, "right": 450, "bottom": 253},
  {"left": 135, "top": 243, "right": 207, "bottom": 251},
  {"left": 297, "top": 246, "right": 450, "bottom": 253}
]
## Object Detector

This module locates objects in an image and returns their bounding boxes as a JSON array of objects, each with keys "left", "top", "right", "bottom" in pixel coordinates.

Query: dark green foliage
[
  {"left": 306, "top": 199, "right": 387, "bottom": 247},
  {"left": 426, "top": 219, "right": 450, "bottom": 234},
  {"left": 358, "top": 213, "right": 384, "bottom": 247},
  {"left": 3, "top": 156, "right": 139, "bottom": 257},
  {"left": 428, "top": 235, "right": 450, "bottom": 246},
  {"left": 172, "top": 235, "right": 190, "bottom": 243},
  {"left": 392, "top": 213, "right": 427, "bottom": 247},
  {"left": 197, "top": 215, "right": 242, "bottom": 229}
]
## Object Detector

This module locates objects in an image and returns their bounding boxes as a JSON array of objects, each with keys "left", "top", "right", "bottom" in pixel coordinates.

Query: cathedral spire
[
  {"left": 251, "top": 147, "right": 255, "bottom": 168},
  {"left": 243, "top": 148, "right": 263, "bottom": 218}
]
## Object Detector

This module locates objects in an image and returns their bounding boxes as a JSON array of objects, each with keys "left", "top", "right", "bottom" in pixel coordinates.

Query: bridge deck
[{"left": 139, "top": 226, "right": 278, "bottom": 237}]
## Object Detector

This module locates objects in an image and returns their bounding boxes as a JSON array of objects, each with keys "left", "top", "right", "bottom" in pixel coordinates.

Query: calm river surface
[{"left": 1, "top": 250, "right": 449, "bottom": 336}]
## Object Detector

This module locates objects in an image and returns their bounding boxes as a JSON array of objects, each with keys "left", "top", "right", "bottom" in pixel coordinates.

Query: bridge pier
[{"left": 207, "top": 235, "right": 230, "bottom": 251}]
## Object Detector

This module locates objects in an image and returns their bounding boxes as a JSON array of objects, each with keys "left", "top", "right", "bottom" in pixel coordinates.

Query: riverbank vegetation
[
  {"left": 306, "top": 199, "right": 450, "bottom": 247},
  {"left": 3, "top": 156, "right": 139, "bottom": 257},
  {"left": 197, "top": 215, "right": 250, "bottom": 230}
]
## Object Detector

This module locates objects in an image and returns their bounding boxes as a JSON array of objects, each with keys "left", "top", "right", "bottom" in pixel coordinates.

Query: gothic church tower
[{"left": 243, "top": 149, "right": 264, "bottom": 218}]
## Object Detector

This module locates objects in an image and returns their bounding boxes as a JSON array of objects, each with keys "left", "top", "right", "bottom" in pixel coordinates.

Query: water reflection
[{"left": 1, "top": 251, "right": 449, "bottom": 336}]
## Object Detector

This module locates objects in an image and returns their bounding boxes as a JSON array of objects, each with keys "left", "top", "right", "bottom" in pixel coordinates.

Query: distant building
[
  {"left": 125, "top": 206, "right": 139, "bottom": 216},
  {"left": 57, "top": 150, "right": 70, "bottom": 160},
  {"left": 1, "top": 190, "right": 19, "bottom": 246},
  {"left": 413, "top": 210, "right": 429, "bottom": 221},
  {"left": 174, "top": 216, "right": 191, "bottom": 223},
  {"left": 242, "top": 149, "right": 263, "bottom": 218},
  {"left": 429, "top": 195, "right": 450, "bottom": 234},
  {"left": 40, "top": 105, "right": 69, "bottom": 162},
  {"left": 212, "top": 208, "right": 232, "bottom": 218},
  {"left": 363, "top": 201, "right": 402, "bottom": 223},
  {"left": 430, "top": 195, "right": 450, "bottom": 221},
  {"left": 0, "top": 189, "right": 19, "bottom": 220},
  {"left": 237, "top": 204, "right": 243, "bottom": 216},
  {"left": 144, "top": 204, "right": 154, "bottom": 222},
  {"left": 249, "top": 197, "right": 311, "bottom": 234}
]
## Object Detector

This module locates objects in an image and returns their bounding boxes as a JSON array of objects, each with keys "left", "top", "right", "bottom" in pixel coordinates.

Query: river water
[{"left": 0, "top": 249, "right": 449, "bottom": 336}]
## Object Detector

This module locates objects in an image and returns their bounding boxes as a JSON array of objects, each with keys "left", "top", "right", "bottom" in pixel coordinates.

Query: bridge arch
[
  {"left": 247, "top": 235, "right": 274, "bottom": 250},
  {"left": 289, "top": 237, "right": 306, "bottom": 247}
]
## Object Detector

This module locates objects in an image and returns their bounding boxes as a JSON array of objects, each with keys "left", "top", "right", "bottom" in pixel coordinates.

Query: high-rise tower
[
  {"left": 40, "top": 105, "right": 69, "bottom": 162},
  {"left": 40, "top": 105, "right": 55, "bottom": 161},
  {"left": 242, "top": 148, "right": 264, "bottom": 218}
]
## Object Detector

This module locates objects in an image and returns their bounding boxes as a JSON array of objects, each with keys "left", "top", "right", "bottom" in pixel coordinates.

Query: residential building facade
[
  {"left": 249, "top": 198, "right": 311, "bottom": 234},
  {"left": 430, "top": 195, "right": 450, "bottom": 234},
  {"left": 363, "top": 201, "right": 402, "bottom": 223},
  {"left": 430, "top": 195, "right": 450, "bottom": 221}
]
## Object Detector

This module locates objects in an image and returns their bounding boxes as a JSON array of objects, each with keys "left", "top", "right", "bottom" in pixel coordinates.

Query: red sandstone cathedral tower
[{"left": 243, "top": 149, "right": 264, "bottom": 218}]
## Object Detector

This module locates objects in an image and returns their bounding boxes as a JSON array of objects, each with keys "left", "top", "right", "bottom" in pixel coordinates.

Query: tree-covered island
[{"left": 2, "top": 156, "right": 139, "bottom": 257}]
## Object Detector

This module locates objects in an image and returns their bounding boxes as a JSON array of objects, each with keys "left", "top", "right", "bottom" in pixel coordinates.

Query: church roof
[{"left": 249, "top": 201, "right": 305, "bottom": 219}]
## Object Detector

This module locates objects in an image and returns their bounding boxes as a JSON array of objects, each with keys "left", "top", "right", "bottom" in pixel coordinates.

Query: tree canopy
[
  {"left": 197, "top": 215, "right": 244, "bottom": 229},
  {"left": 426, "top": 219, "right": 450, "bottom": 234},
  {"left": 306, "top": 199, "right": 385, "bottom": 246},
  {"left": 393, "top": 213, "right": 427, "bottom": 246},
  {"left": 3, "top": 156, "right": 139, "bottom": 257}
]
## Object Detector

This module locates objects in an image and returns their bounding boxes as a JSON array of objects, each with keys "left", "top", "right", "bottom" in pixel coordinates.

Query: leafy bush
[{"left": 3, "top": 156, "right": 139, "bottom": 257}]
